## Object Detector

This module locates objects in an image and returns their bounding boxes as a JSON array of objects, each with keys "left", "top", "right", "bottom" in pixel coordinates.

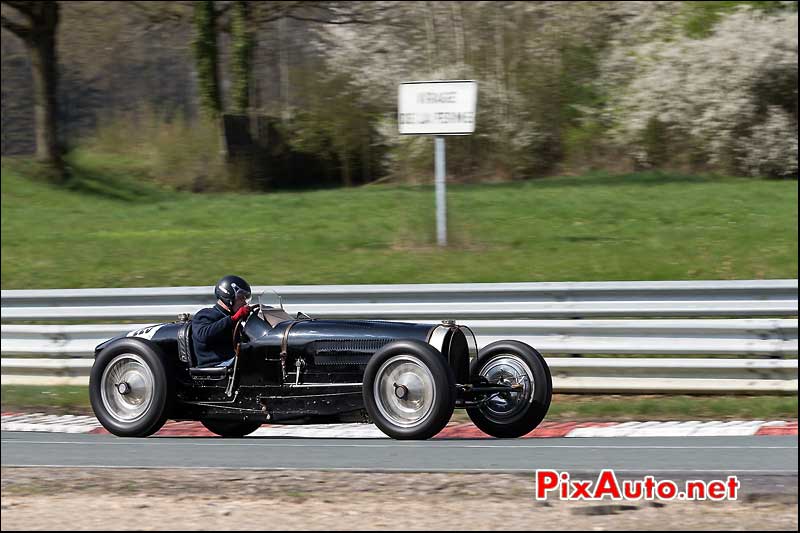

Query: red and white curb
[
  {"left": 1, "top": 413, "right": 102, "bottom": 434},
  {"left": 2, "top": 413, "right": 797, "bottom": 438}
]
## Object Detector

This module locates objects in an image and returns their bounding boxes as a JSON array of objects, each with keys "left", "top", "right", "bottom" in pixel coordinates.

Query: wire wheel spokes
[{"left": 478, "top": 354, "right": 533, "bottom": 421}]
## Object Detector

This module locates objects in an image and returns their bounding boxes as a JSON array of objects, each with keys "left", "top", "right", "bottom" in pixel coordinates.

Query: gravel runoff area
[{"left": 1, "top": 468, "right": 797, "bottom": 531}]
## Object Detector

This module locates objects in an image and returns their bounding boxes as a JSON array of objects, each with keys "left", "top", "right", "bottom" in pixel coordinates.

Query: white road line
[{"left": 1, "top": 464, "right": 797, "bottom": 474}]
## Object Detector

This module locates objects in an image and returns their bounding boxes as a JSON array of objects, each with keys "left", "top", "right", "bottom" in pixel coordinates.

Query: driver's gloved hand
[{"left": 231, "top": 305, "right": 251, "bottom": 322}]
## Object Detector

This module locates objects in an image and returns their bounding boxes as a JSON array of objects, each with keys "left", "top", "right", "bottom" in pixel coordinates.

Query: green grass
[
  {"left": 2, "top": 156, "right": 797, "bottom": 289},
  {"left": 2, "top": 385, "right": 90, "bottom": 415},
  {"left": 544, "top": 394, "right": 798, "bottom": 421},
  {"left": 449, "top": 394, "right": 799, "bottom": 423},
  {"left": 3, "top": 386, "right": 797, "bottom": 421}
]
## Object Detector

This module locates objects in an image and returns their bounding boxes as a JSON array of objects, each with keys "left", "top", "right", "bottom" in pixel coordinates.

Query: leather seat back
[{"left": 177, "top": 322, "right": 195, "bottom": 366}]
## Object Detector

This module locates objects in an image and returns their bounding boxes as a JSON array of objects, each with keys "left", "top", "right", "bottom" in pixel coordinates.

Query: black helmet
[{"left": 214, "top": 275, "right": 252, "bottom": 311}]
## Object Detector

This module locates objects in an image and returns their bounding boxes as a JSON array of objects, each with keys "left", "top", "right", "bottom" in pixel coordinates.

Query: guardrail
[
  {"left": 2, "top": 319, "right": 797, "bottom": 358},
  {"left": 2, "top": 279, "right": 798, "bottom": 321},
  {"left": 2, "top": 280, "right": 798, "bottom": 393},
  {"left": 2, "top": 357, "right": 796, "bottom": 393}
]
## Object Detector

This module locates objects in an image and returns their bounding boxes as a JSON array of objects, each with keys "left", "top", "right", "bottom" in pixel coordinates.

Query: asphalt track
[{"left": 1, "top": 432, "right": 797, "bottom": 480}]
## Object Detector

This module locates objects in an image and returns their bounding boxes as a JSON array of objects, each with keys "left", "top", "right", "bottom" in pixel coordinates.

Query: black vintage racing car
[{"left": 89, "top": 305, "right": 552, "bottom": 440}]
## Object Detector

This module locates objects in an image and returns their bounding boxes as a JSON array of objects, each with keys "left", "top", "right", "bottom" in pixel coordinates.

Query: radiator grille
[{"left": 311, "top": 338, "right": 395, "bottom": 366}]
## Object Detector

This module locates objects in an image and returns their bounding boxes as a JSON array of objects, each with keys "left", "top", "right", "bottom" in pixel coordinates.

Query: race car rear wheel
[
  {"left": 201, "top": 419, "right": 262, "bottom": 437},
  {"left": 363, "top": 340, "right": 456, "bottom": 440},
  {"left": 90, "top": 338, "right": 173, "bottom": 437},
  {"left": 466, "top": 340, "right": 552, "bottom": 438}
]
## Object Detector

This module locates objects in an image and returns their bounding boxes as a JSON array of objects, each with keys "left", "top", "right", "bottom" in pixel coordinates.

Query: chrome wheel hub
[
  {"left": 478, "top": 354, "right": 533, "bottom": 421},
  {"left": 394, "top": 383, "right": 409, "bottom": 399},
  {"left": 100, "top": 353, "right": 154, "bottom": 423},
  {"left": 374, "top": 355, "right": 436, "bottom": 428}
]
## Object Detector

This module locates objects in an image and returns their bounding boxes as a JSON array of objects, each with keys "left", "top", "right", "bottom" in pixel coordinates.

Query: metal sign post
[
  {"left": 398, "top": 80, "right": 477, "bottom": 247},
  {"left": 435, "top": 136, "right": 447, "bottom": 246}
]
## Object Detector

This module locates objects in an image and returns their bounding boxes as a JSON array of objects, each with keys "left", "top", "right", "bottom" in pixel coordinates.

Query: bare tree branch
[
  {"left": 249, "top": 1, "right": 399, "bottom": 27},
  {"left": 284, "top": 13, "right": 376, "bottom": 25},
  {"left": 213, "top": 1, "right": 235, "bottom": 18},
  {"left": 125, "top": 0, "right": 192, "bottom": 24},
  {"left": 2, "top": 1, "right": 35, "bottom": 18},
  {"left": 125, "top": 1, "right": 241, "bottom": 34},
  {"left": 0, "top": 12, "right": 31, "bottom": 39}
]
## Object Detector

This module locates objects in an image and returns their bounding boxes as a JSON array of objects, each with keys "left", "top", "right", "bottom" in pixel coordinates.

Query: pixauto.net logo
[{"left": 535, "top": 470, "right": 740, "bottom": 502}]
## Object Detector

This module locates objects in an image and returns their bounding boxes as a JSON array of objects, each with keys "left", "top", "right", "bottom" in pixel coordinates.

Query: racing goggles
[{"left": 231, "top": 284, "right": 252, "bottom": 305}]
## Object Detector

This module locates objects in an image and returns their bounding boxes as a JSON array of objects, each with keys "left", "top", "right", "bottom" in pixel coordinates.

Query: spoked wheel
[
  {"left": 201, "top": 419, "right": 263, "bottom": 437},
  {"left": 363, "top": 340, "right": 456, "bottom": 440},
  {"left": 467, "top": 340, "right": 552, "bottom": 438},
  {"left": 90, "top": 338, "right": 173, "bottom": 437}
]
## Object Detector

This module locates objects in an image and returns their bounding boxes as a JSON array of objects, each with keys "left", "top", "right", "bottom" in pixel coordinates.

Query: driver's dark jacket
[{"left": 191, "top": 304, "right": 235, "bottom": 367}]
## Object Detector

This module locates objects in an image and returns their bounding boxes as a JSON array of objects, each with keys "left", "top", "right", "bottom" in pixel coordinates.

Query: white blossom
[{"left": 599, "top": 7, "right": 798, "bottom": 177}]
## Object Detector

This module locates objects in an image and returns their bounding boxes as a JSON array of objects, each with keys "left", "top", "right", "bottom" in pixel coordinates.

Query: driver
[{"left": 192, "top": 275, "right": 252, "bottom": 367}]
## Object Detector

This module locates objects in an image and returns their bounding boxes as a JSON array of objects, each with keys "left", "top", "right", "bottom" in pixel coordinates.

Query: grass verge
[
  {"left": 2, "top": 156, "right": 797, "bottom": 288},
  {"left": 2, "top": 386, "right": 90, "bottom": 415}
]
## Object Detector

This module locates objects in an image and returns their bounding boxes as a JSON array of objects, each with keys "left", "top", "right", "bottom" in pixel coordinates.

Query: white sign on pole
[
  {"left": 398, "top": 80, "right": 477, "bottom": 135},
  {"left": 398, "top": 80, "right": 478, "bottom": 247}
]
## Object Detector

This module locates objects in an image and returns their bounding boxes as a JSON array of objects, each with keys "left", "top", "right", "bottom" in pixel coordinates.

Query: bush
[
  {"left": 738, "top": 106, "right": 798, "bottom": 178},
  {"left": 81, "top": 106, "right": 227, "bottom": 191}
]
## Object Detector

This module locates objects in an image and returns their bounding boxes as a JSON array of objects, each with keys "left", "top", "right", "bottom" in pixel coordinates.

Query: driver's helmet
[{"left": 214, "top": 275, "right": 252, "bottom": 312}]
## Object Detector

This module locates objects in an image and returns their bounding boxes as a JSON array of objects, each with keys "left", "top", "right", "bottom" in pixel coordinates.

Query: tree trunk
[
  {"left": 192, "top": 1, "right": 222, "bottom": 118},
  {"left": 27, "top": 21, "right": 61, "bottom": 170},
  {"left": 192, "top": 1, "right": 226, "bottom": 160},
  {"left": 423, "top": 2, "right": 437, "bottom": 72},
  {"left": 450, "top": 2, "right": 466, "bottom": 76},
  {"left": 231, "top": 0, "right": 254, "bottom": 115},
  {"left": 1, "top": 1, "right": 63, "bottom": 176},
  {"left": 494, "top": 9, "right": 508, "bottom": 125},
  {"left": 361, "top": 125, "right": 370, "bottom": 183},
  {"left": 340, "top": 149, "right": 352, "bottom": 187},
  {"left": 278, "top": 17, "right": 290, "bottom": 122}
]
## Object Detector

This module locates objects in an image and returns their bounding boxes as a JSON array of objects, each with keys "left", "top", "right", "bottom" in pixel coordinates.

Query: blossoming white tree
[
  {"left": 292, "top": 1, "right": 797, "bottom": 180},
  {"left": 600, "top": 7, "right": 797, "bottom": 177}
]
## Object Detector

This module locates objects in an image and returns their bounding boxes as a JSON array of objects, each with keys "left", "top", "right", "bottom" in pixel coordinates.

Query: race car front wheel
[
  {"left": 90, "top": 338, "right": 173, "bottom": 437},
  {"left": 363, "top": 340, "right": 456, "bottom": 440},
  {"left": 201, "top": 419, "right": 262, "bottom": 437},
  {"left": 466, "top": 340, "right": 552, "bottom": 438}
]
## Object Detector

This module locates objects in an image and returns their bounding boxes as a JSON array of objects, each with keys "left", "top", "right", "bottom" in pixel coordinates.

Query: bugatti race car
[{"left": 89, "top": 304, "right": 552, "bottom": 440}]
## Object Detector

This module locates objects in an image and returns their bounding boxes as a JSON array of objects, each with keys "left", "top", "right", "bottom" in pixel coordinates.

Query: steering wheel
[{"left": 240, "top": 303, "right": 260, "bottom": 328}]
